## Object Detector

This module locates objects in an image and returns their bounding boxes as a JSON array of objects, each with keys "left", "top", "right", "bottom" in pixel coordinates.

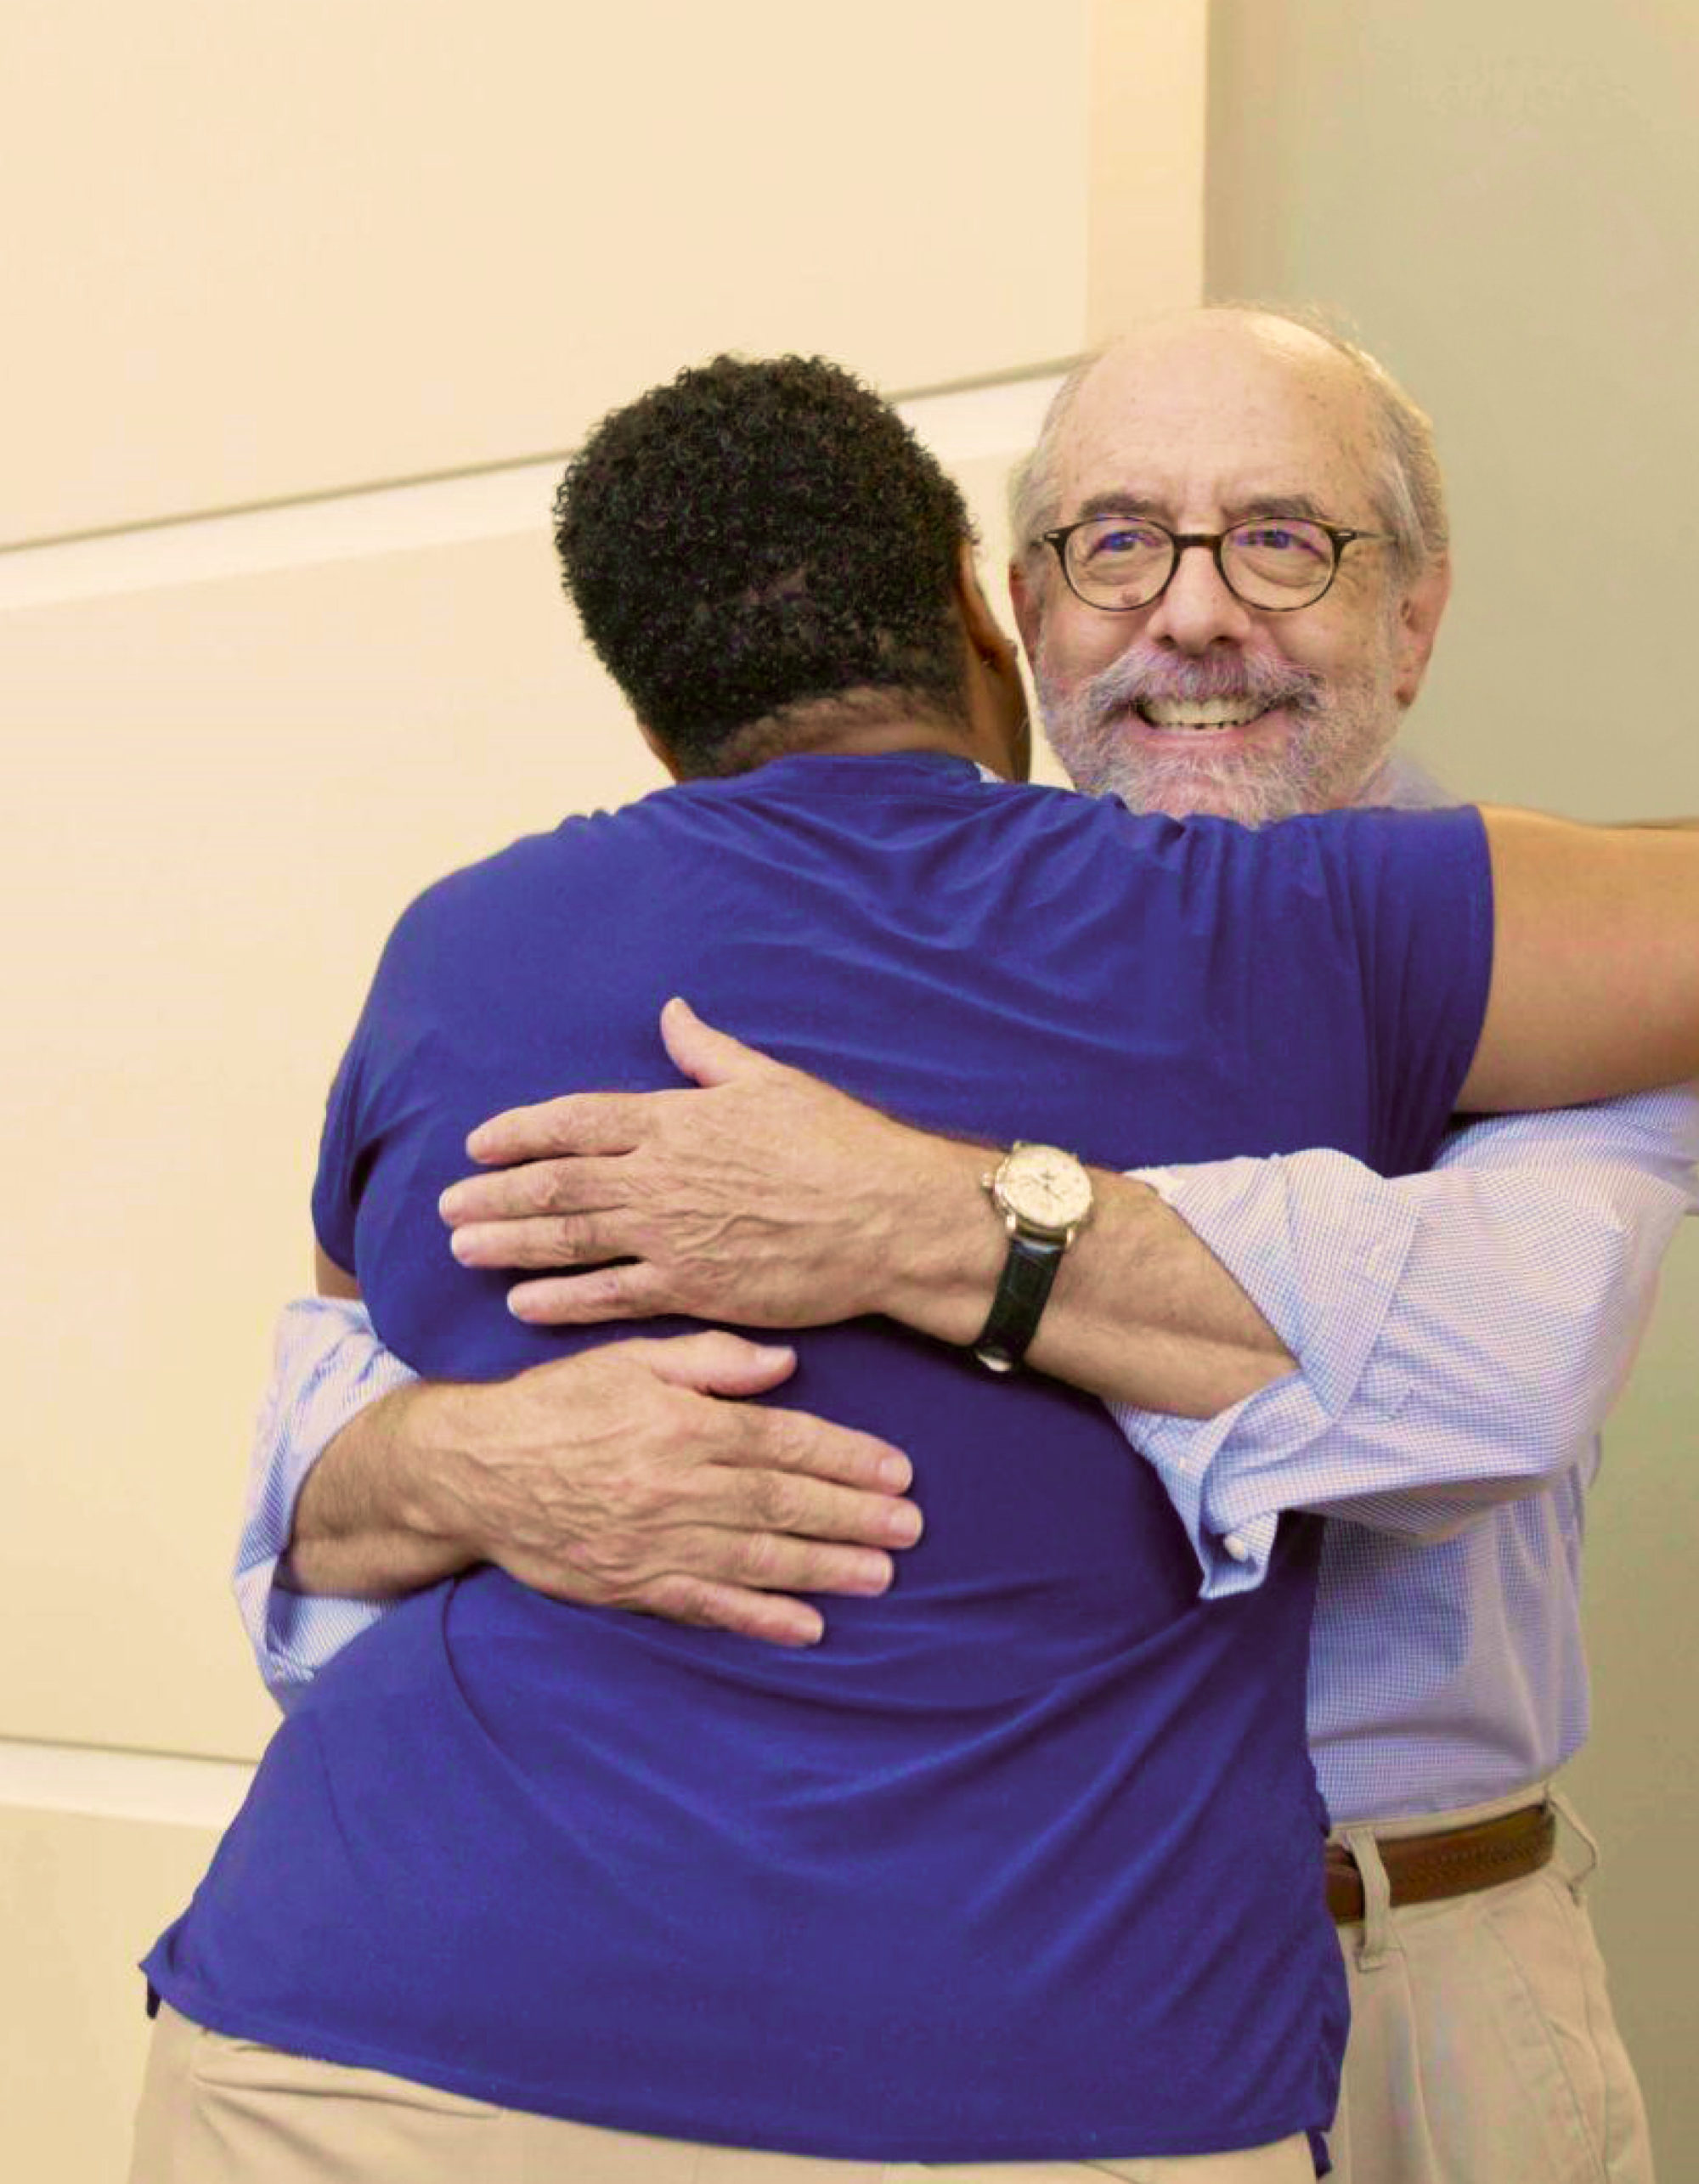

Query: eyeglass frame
[{"left": 1038, "top": 514, "right": 1395, "bottom": 614}]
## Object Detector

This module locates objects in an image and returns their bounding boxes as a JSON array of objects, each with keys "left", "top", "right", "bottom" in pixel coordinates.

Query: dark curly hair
[{"left": 554, "top": 355, "right": 974, "bottom": 774}]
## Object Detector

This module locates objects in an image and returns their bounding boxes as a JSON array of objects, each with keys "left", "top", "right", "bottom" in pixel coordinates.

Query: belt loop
[
  {"left": 1340, "top": 1824, "right": 1396, "bottom": 1971},
  {"left": 1548, "top": 1787, "right": 1599, "bottom": 1903}
]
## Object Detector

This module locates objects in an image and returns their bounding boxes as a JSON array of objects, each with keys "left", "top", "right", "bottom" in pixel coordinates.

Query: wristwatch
[{"left": 972, "top": 1142, "right": 1094, "bottom": 1374}]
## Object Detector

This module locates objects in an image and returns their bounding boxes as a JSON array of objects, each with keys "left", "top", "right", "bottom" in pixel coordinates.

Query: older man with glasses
[{"left": 233, "top": 311, "right": 1696, "bottom": 2184}]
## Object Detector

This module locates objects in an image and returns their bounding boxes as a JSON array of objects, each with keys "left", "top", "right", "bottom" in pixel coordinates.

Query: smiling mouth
[{"left": 1136, "top": 697, "right": 1278, "bottom": 731}]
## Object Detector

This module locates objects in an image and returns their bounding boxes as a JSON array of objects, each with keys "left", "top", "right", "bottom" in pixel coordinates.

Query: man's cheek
[{"left": 1041, "top": 612, "right": 1132, "bottom": 689}]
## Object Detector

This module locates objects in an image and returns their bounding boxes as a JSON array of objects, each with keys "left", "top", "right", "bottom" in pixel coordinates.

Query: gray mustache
[{"left": 1081, "top": 652, "right": 1322, "bottom": 714}]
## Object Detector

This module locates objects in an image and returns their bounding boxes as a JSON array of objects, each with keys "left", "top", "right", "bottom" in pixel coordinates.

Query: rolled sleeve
[
  {"left": 1112, "top": 1154, "right": 1424, "bottom": 1595},
  {"left": 1113, "top": 1090, "right": 1698, "bottom": 1600},
  {"left": 234, "top": 1296, "right": 419, "bottom": 1711}
]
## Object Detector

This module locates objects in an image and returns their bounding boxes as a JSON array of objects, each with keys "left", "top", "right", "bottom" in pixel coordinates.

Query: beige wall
[
  {"left": 1208, "top": 0, "right": 1698, "bottom": 2164},
  {"left": 8, "top": 0, "right": 1692, "bottom": 2172},
  {"left": 4, "top": 0, "right": 1103, "bottom": 543},
  {"left": 0, "top": 1800, "right": 225, "bottom": 2184},
  {"left": 3, "top": 3, "right": 1209, "bottom": 2176}
]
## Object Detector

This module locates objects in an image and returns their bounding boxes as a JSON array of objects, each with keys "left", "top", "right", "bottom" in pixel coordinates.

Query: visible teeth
[{"left": 1141, "top": 698, "right": 1267, "bottom": 730}]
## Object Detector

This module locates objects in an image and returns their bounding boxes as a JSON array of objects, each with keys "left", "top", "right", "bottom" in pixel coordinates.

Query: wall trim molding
[
  {"left": 0, "top": 1737, "right": 255, "bottom": 1831},
  {"left": 0, "top": 373, "right": 1068, "bottom": 613}
]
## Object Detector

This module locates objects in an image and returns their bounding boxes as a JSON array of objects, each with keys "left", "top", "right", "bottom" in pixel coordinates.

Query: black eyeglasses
[{"left": 1040, "top": 514, "right": 1393, "bottom": 613}]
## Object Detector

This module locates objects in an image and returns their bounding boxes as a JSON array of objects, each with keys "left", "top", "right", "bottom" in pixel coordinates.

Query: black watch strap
[{"left": 973, "top": 1232, "right": 1067, "bottom": 1374}]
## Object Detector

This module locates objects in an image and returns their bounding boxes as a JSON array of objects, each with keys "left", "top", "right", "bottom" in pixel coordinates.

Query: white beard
[{"left": 1035, "top": 644, "right": 1403, "bottom": 827}]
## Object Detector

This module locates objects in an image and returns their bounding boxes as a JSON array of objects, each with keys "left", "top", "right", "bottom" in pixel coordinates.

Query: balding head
[{"left": 1012, "top": 308, "right": 1448, "bottom": 589}]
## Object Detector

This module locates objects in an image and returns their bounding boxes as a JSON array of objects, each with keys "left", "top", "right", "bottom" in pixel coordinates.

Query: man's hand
[
  {"left": 290, "top": 1329, "right": 922, "bottom": 1647},
  {"left": 440, "top": 997, "right": 982, "bottom": 1332},
  {"left": 435, "top": 998, "right": 1293, "bottom": 1414}
]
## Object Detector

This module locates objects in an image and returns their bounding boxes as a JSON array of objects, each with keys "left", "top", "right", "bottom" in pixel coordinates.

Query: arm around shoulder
[{"left": 1462, "top": 809, "right": 1699, "bottom": 1111}]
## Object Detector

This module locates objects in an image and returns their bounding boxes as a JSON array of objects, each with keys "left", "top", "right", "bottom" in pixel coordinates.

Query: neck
[
  {"left": 796, "top": 709, "right": 988, "bottom": 766},
  {"left": 698, "top": 688, "right": 1007, "bottom": 781}
]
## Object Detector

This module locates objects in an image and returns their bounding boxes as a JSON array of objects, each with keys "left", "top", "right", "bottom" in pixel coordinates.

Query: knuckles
[
  {"left": 556, "top": 1527, "right": 649, "bottom": 1594},
  {"left": 746, "top": 1470, "right": 812, "bottom": 1532},
  {"left": 731, "top": 1530, "right": 793, "bottom": 1585},
  {"left": 535, "top": 1165, "right": 582, "bottom": 1216},
  {"left": 614, "top": 1463, "right": 687, "bottom": 1528},
  {"left": 542, "top": 1214, "right": 593, "bottom": 1264}
]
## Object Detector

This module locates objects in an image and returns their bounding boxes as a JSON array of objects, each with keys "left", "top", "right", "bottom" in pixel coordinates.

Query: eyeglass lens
[{"left": 1066, "top": 518, "right": 1336, "bottom": 610}]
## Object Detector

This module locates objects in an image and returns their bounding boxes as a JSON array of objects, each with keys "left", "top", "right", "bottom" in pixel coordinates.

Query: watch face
[{"left": 997, "top": 1143, "right": 1093, "bottom": 1236}]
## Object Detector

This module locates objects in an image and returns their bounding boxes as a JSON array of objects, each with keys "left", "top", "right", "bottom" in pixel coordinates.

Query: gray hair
[{"left": 1008, "top": 304, "right": 1448, "bottom": 590}]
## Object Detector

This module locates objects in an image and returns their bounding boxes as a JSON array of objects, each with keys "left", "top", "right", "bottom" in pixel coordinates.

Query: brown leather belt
[{"left": 1326, "top": 1802, "right": 1556, "bottom": 1925}]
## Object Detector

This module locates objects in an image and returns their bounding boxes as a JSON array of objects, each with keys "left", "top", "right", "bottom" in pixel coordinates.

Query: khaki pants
[
  {"left": 128, "top": 2004, "right": 1314, "bottom": 2184},
  {"left": 1328, "top": 1790, "right": 1654, "bottom": 2184}
]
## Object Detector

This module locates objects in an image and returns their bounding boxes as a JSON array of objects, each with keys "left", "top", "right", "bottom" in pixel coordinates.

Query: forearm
[
  {"left": 285, "top": 1380, "right": 482, "bottom": 1597},
  {"left": 1036, "top": 1170, "right": 1296, "bottom": 1410},
  {"left": 1465, "top": 810, "right": 1699, "bottom": 1109},
  {"left": 869, "top": 1131, "right": 1295, "bottom": 1413}
]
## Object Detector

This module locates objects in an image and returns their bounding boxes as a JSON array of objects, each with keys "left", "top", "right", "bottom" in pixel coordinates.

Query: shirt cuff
[
  {"left": 1112, "top": 1154, "right": 1422, "bottom": 1596},
  {"left": 234, "top": 1295, "right": 420, "bottom": 1708}
]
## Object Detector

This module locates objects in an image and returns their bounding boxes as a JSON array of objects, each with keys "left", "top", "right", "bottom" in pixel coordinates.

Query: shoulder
[
  {"left": 1205, "top": 803, "right": 1490, "bottom": 897},
  {"left": 382, "top": 782, "right": 688, "bottom": 956}
]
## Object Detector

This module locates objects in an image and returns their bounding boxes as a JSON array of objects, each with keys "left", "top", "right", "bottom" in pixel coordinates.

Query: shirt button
[{"left": 1222, "top": 1532, "right": 1251, "bottom": 1563}]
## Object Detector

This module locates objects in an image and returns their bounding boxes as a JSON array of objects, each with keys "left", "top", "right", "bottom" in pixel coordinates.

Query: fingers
[
  {"left": 658, "top": 996, "right": 768, "bottom": 1089},
  {"left": 465, "top": 1092, "right": 653, "bottom": 1167},
  {"left": 731, "top": 1400, "right": 917, "bottom": 1502},
  {"left": 646, "top": 1331, "right": 917, "bottom": 1498},
  {"left": 561, "top": 1526, "right": 905, "bottom": 1641},
  {"left": 505, "top": 1265, "right": 669, "bottom": 1324},
  {"left": 632, "top": 1575, "right": 827, "bottom": 1648},
  {"left": 450, "top": 1211, "right": 627, "bottom": 1273},
  {"left": 510, "top": 1504, "right": 912, "bottom": 1638},
  {"left": 513, "top": 1515, "right": 910, "bottom": 1642},
  {"left": 470, "top": 1332, "right": 927, "bottom": 1648},
  {"left": 636, "top": 1328, "right": 800, "bottom": 1398},
  {"left": 704, "top": 1463, "right": 923, "bottom": 1550},
  {"left": 661, "top": 1527, "right": 900, "bottom": 1599},
  {"left": 441, "top": 1154, "right": 629, "bottom": 1229},
  {"left": 462, "top": 1003, "right": 782, "bottom": 1170}
]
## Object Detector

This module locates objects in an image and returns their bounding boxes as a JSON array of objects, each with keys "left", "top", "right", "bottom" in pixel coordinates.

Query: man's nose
[{"left": 1142, "top": 542, "right": 1255, "bottom": 653}]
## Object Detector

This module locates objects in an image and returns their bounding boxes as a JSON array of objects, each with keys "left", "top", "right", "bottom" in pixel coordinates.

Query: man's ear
[
  {"left": 952, "top": 540, "right": 1019, "bottom": 669},
  {"left": 1393, "top": 554, "right": 1452, "bottom": 709},
  {"left": 1008, "top": 553, "right": 1046, "bottom": 663},
  {"left": 953, "top": 542, "right": 1030, "bottom": 779}
]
